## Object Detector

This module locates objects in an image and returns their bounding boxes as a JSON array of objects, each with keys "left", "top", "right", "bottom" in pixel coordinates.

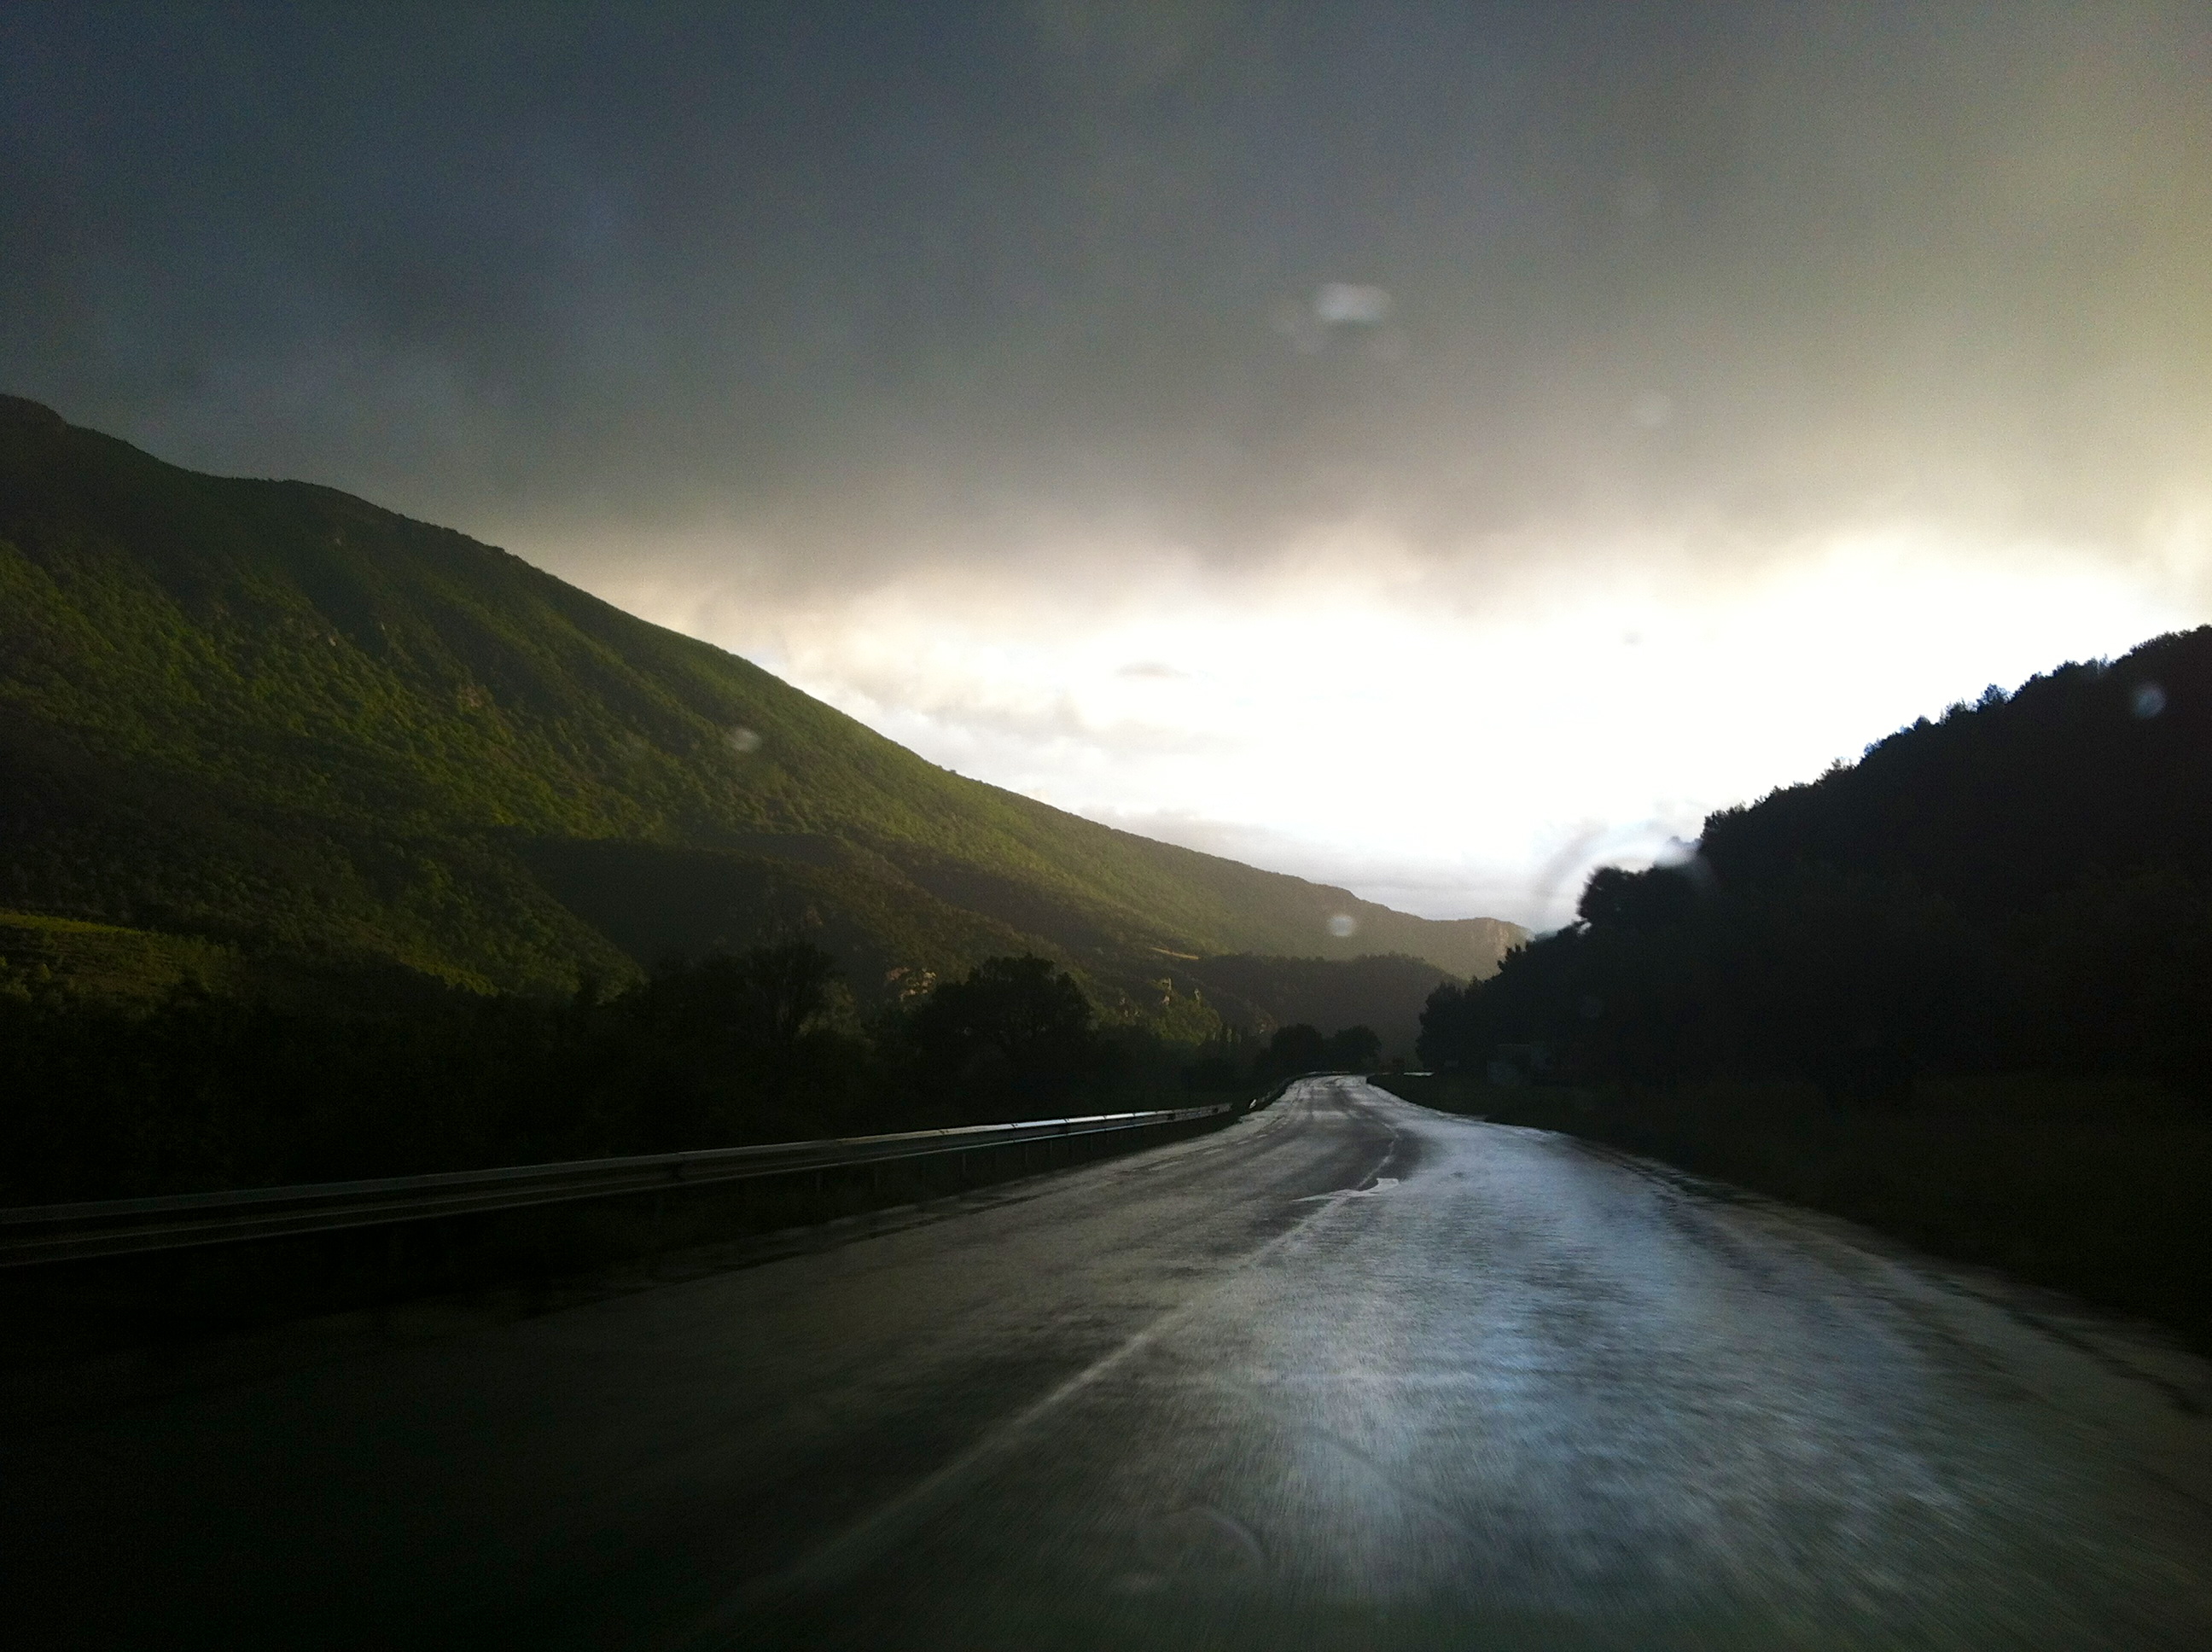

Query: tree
[
  {"left": 904, "top": 955, "right": 1103, "bottom": 1104},
  {"left": 1416, "top": 979, "right": 1479, "bottom": 1071},
  {"left": 1324, "top": 1025, "right": 1381, "bottom": 1071},
  {"left": 1254, "top": 1023, "right": 1330, "bottom": 1079},
  {"left": 633, "top": 941, "right": 841, "bottom": 1059}
]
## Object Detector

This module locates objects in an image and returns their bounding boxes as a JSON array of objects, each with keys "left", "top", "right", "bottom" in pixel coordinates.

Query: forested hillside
[
  {"left": 1177, "top": 953, "right": 1452, "bottom": 1060},
  {"left": 1421, "top": 628, "right": 2212, "bottom": 1093},
  {"left": 0, "top": 395, "right": 1520, "bottom": 1026}
]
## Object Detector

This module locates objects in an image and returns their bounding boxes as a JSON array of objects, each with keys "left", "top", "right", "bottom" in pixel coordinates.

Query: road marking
[
  {"left": 679, "top": 1083, "right": 1399, "bottom": 1637},
  {"left": 1295, "top": 1176, "right": 1399, "bottom": 1202}
]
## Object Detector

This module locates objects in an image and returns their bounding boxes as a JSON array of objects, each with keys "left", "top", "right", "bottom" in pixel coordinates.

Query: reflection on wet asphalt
[{"left": 8, "top": 1079, "right": 2211, "bottom": 1649}]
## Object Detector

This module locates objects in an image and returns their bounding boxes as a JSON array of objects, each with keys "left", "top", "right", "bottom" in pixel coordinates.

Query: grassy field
[{"left": 1371, "top": 1071, "right": 2212, "bottom": 1352}]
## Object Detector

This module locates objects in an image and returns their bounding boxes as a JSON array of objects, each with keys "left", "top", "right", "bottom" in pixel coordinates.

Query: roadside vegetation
[
  {"left": 0, "top": 942, "right": 1377, "bottom": 1207},
  {"left": 0, "top": 944, "right": 1384, "bottom": 1358}
]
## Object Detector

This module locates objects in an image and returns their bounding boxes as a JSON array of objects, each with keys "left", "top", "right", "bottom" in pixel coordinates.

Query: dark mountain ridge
[
  {"left": 1422, "top": 628, "right": 2212, "bottom": 1090},
  {"left": 1697, "top": 636, "right": 2212, "bottom": 917}
]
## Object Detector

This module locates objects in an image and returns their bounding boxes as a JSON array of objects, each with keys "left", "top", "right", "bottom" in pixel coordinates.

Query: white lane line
[{"left": 678, "top": 1085, "right": 1399, "bottom": 1637}]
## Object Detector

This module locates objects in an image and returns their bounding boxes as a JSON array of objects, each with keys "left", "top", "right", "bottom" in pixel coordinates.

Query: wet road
[{"left": 8, "top": 1078, "right": 2212, "bottom": 1649}]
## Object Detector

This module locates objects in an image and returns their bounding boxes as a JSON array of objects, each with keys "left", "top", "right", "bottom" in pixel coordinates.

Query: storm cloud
[{"left": 8, "top": 3, "right": 2205, "bottom": 561}]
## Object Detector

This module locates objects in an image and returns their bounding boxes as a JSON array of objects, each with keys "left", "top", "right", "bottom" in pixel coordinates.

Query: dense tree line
[
  {"left": 0, "top": 947, "right": 1246, "bottom": 1205},
  {"left": 1179, "top": 1021, "right": 1381, "bottom": 1091},
  {"left": 1421, "top": 628, "right": 2212, "bottom": 1101},
  {"left": 1168, "top": 954, "right": 1449, "bottom": 1062}
]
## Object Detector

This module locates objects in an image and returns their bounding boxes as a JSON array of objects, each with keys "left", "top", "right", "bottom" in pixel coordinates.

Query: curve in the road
[{"left": 6, "top": 1079, "right": 2210, "bottom": 1650}]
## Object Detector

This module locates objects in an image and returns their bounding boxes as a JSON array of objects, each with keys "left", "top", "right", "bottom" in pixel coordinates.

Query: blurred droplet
[
  {"left": 727, "top": 726, "right": 764, "bottom": 753},
  {"left": 1629, "top": 390, "right": 1674, "bottom": 428},
  {"left": 1313, "top": 283, "right": 1390, "bottom": 325},
  {"left": 2132, "top": 683, "right": 2166, "bottom": 718},
  {"left": 1328, "top": 913, "right": 1358, "bottom": 938},
  {"left": 1137, "top": 1505, "right": 1267, "bottom": 1576}
]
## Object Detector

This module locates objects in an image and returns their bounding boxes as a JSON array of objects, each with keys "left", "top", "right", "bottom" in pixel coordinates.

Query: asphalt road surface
[{"left": 8, "top": 1078, "right": 2212, "bottom": 1649}]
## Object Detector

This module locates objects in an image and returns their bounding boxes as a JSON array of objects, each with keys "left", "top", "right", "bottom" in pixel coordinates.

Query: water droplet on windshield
[{"left": 1313, "top": 283, "right": 1390, "bottom": 325}]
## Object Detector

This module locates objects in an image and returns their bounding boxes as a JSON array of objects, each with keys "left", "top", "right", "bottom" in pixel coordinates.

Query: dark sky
[
  {"left": 10, "top": 2, "right": 2207, "bottom": 567},
  {"left": 7, "top": 3, "right": 2209, "bottom": 921}
]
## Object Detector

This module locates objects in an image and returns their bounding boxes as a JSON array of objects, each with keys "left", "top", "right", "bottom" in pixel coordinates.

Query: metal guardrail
[{"left": 0, "top": 1100, "right": 1252, "bottom": 1268}]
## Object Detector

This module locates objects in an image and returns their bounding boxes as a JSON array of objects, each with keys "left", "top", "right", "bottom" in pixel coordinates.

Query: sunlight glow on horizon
[{"left": 591, "top": 522, "right": 2203, "bottom": 934}]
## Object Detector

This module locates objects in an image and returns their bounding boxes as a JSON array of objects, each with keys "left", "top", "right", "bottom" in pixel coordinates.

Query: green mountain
[{"left": 0, "top": 395, "right": 1522, "bottom": 1022}]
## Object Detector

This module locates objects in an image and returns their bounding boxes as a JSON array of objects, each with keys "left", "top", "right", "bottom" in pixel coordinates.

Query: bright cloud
[{"left": 594, "top": 521, "right": 2201, "bottom": 931}]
